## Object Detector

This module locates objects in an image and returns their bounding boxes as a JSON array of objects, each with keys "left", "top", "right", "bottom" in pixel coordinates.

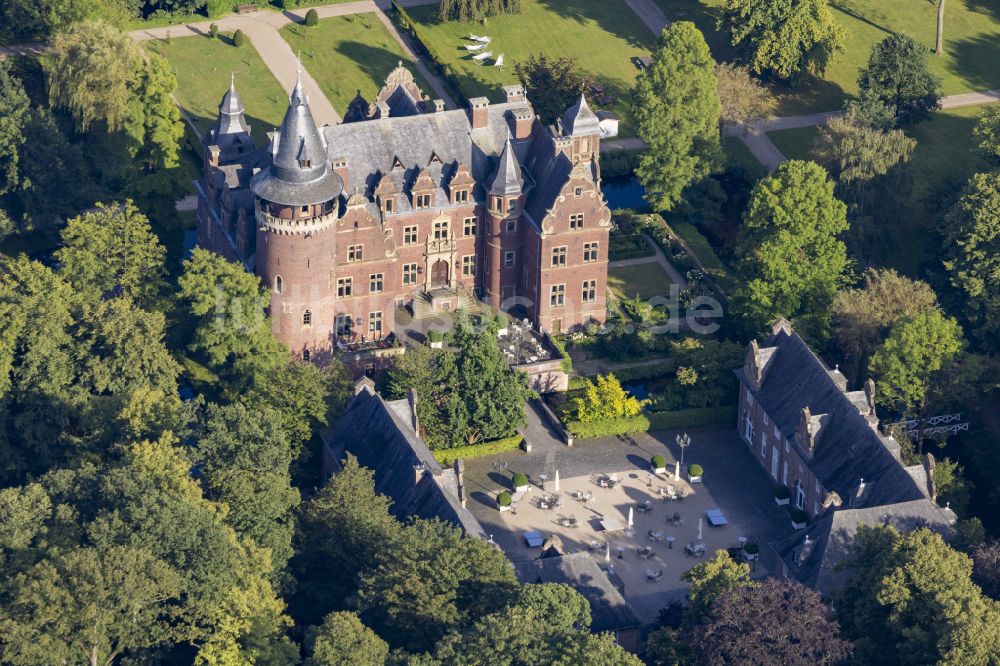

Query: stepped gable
[{"left": 740, "top": 328, "right": 925, "bottom": 506}]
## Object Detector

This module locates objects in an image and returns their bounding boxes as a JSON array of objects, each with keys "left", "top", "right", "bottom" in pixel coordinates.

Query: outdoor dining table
[
  {"left": 646, "top": 568, "right": 663, "bottom": 581},
  {"left": 638, "top": 547, "right": 654, "bottom": 560},
  {"left": 648, "top": 529, "right": 664, "bottom": 542}
]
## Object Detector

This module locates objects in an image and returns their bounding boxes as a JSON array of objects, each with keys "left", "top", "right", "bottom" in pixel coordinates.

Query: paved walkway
[{"left": 519, "top": 399, "right": 568, "bottom": 455}]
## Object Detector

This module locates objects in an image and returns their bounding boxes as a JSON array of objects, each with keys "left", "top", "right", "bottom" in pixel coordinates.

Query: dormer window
[
  {"left": 382, "top": 197, "right": 394, "bottom": 213},
  {"left": 299, "top": 158, "right": 312, "bottom": 168},
  {"left": 453, "top": 189, "right": 469, "bottom": 204},
  {"left": 415, "top": 193, "right": 432, "bottom": 209}
]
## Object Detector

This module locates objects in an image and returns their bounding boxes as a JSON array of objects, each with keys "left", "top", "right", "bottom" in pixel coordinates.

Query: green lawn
[
  {"left": 608, "top": 261, "right": 675, "bottom": 300},
  {"left": 722, "top": 135, "right": 767, "bottom": 178},
  {"left": 654, "top": 0, "right": 1000, "bottom": 115},
  {"left": 145, "top": 33, "right": 287, "bottom": 146},
  {"left": 280, "top": 14, "right": 435, "bottom": 115},
  {"left": 400, "top": 0, "right": 656, "bottom": 136},
  {"left": 766, "top": 104, "right": 992, "bottom": 274},
  {"left": 765, "top": 126, "right": 820, "bottom": 162}
]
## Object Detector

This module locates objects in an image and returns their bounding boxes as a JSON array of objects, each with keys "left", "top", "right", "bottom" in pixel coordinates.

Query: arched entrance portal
[{"left": 431, "top": 258, "right": 449, "bottom": 288}]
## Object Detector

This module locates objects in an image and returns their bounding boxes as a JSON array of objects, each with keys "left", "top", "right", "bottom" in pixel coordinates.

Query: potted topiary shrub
[
  {"left": 651, "top": 455, "right": 666, "bottom": 474},
  {"left": 743, "top": 542, "right": 759, "bottom": 561},
  {"left": 790, "top": 508, "right": 808, "bottom": 530},
  {"left": 774, "top": 485, "right": 790, "bottom": 506},
  {"left": 497, "top": 491, "right": 512, "bottom": 512},
  {"left": 512, "top": 472, "right": 529, "bottom": 493},
  {"left": 428, "top": 329, "right": 446, "bottom": 349},
  {"left": 688, "top": 464, "right": 703, "bottom": 483},
  {"left": 232, "top": 29, "right": 247, "bottom": 48}
]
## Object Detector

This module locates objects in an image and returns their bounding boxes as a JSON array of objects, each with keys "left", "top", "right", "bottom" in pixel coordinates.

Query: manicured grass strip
[
  {"left": 280, "top": 14, "right": 434, "bottom": 115},
  {"left": 657, "top": 216, "right": 737, "bottom": 294},
  {"left": 722, "top": 135, "right": 767, "bottom": 178},
  {"left": 401, "top": 0, "right": 656, "bottom": 137},
  {"left": 653, "top": 0, "right": 1000, "bottom": 115},
  {"left": 145, "top": 33, "right": 287, "bottom": 146},
  {"left": 609, "top": 262, "right": 675, "bottom": 300}
]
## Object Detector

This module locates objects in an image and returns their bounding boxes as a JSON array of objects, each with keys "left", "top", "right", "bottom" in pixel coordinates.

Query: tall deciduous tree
[
  {"left": 714, "top": 62, "right": 775, "bottom": 127},
  {"left": 514, "top": 54, "right": 591, "bottom": 126},
  {"left": 194, "top": 402, "right": 300, "bottom": 577},
  {"left": 942, "top": 173, "right": 1000, "bottom": 349},
  {"left": 56, "top": 200, "right": 167, "bottom": 307},
  {"left": 855, "top": 33, "right": 942, "bottom": 128},
  {"left": 720, "top": 0, "right": 848, "bottom": 81},
  {"left": 358, "top": 517, "right": 517, "bottom": 653},
  {"left": 688, "top": 579, "right": 852, "bottom": 665},
  {"left": 681, "top": 550, "right": 754, "bottom": 626},
  {"left": 973, "top": 107, "right": 1000, "bottom": 164},
  {"left": 835, "top": 525, "right": 1000, "bottom": 666},
  {"left": 44, "top": 20, "right": 142, "bottom": 132},
  {"left": 731, "top": 160, "right": 849, "bottom": 343},
  {"left": 831, "top": 269, "right": 939, "bottom": 384},
  {"left": 635, "top": 22, "right": 722, "bottom": 212},
  {"left": 573, "top": 373, "right": 649, "bottom": 422},
  {"left": 868, "top": 310, "right": 964, "bottom": 452},
  {"left": 129, "top": 52, "right": 184, "bottom": 171},
  {"left": 178, "top": 248, "right": 282, "bottom": 369},
  {"left": 291, "top": 455, "right": 399, "bottom": 626},
  {"left": 0, "top": 61, "right": 29, "bottom": 197},
  {"left": 305, "top": 612, "right": 388, "bottom": 666}
]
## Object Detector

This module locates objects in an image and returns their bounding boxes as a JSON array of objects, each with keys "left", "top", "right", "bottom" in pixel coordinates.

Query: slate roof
[
  {"left": 563, "top": 94, "right": 601, "bottom": 136},
  {"left": 251, "top": 75, "right": 344, "bottom": 206},
  {"left": 487, "top": 138, "right": 524, "bottom": 196},
  {"left": 737, "top": 328, "right": 923, "bottom": 507},
  {"left": 772, "top": 499, "right": 955, "bottom": 595},
  {"left": 515, "top": 553, "right": 641, "bottom": 633},
  {"left": 322, "top": 385, "right": 486, "bottom": 537}
]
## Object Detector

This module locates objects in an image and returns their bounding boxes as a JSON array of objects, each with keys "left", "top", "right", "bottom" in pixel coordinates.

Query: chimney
[
  {"left": 434, "top": 99, "right": 445, "bottom": 113},
  {"left": 796, "top": 407, "right": 825, "bottom": 456},
  {"left": 469, "top": 96, "right": 489, "bottom": 130},
  {"left": 207, "top": 144, "right": 221, "bottom": 167},
  {"left": 924, "top": 452, "right": 937, "bottom": 501},
  {"left": 332, "top": 157, "right": 349, "bottom": 189},
  {"left": 864, "top": 378, "right": 877, "bottom": 413},
  {"left": 408, "top": 388, "right": 420, "bottom": 438},
  {"left": 503, "top": 84, "right": 525, "bottom": 103},
  {"left": 509, "top": 107, "right": 534, "bottom": 140},
  {"left": 454, "top": 458, "right": 466, "bottom": 507}
]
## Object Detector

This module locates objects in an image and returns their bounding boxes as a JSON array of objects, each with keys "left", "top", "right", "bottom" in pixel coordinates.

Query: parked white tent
[
  {"left": 469, "top": 34, "right": 492, "bottom": 43},
  {"left": 464, "top": 42, "right": 487, "bottom": 51},
  {"left": 494, "top": 53, "right": 505, "bottom": 69},
  {"left": 472, "top": 51, "right": 492, "bottom": 63}
]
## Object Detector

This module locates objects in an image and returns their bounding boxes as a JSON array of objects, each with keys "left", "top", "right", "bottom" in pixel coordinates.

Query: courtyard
[{"left": 462, "top": 424, "right": 793, "bottom": 623}]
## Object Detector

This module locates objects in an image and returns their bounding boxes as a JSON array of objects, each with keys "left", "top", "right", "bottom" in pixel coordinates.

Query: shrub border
[
  {"left": 432, "top": 434, "right": 524, "bottom": 465},
  {"left": 566, "top": 405, "right": 737, "bottom": 439}
]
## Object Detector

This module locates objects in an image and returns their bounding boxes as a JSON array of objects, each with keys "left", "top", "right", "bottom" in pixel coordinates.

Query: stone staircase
[{"left": 410, "top": 285, "right": 481, "bottom": 319}]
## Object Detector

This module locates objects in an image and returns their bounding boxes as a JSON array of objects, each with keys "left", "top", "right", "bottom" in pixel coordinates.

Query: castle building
[{"left": 197, "top": 64, "right": 611, "bottom": 361}]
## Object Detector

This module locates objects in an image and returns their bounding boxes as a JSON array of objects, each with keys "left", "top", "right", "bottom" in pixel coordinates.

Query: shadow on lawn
[
  {"left": 966, "top": 0, "right": 1000, "bottom": 21},
  {"left": 947, "top": 35, "right": 1000, "bottom": 92},
  {"left": 533, "top": 0, "right": 657, "bottom": 49},
  {"left": 336, "top": 40, "right": 424, "bottom": 96}
]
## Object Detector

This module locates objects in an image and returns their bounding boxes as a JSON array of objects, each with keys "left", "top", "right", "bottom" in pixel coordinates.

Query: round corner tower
[{"left": 251, "top": 76, "right": 343, "bottom": 361}]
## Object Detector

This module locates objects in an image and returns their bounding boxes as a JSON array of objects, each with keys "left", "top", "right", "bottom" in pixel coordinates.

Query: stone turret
[{"left": 207, "top": 74, "right": 252, "bottom": 164}]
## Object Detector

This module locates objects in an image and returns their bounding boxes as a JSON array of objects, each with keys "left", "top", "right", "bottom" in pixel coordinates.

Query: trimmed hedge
[
  {"left": 774, "top": 485, "right": 790, "bottom": 500},
  {"left": 512, "top": 472, "right": 529, "bottom": 488},
  {"left": 432, "top": 434, "right": 524, "bottom": 465},
  {"left": 647, "top": 405, "right": 737, "bottom": 431},
  {"left": 497, "top": 491, "right": 512, "bottom": 507},
  {"left": 612, "top": 360, "right": 677, "bottom": 383},
  {"left": 549, "top": 335, "right": 573, "bottom": 374},
  {"left": 651, "top": 455, "right": 666, "bottom": 469},
  {"left": 689, "top": 464, "right": 703, "bottom": 477},
  {"left": 566, "top": 405, "right": 737, "bottom": 439}
]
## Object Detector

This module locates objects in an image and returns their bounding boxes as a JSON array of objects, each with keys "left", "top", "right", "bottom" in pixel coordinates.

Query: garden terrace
[{"left": 396, "top": 0, "right": 657, "bottom": 136}]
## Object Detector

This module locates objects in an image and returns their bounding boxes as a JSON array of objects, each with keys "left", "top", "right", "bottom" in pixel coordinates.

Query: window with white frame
[
  {"left": 302, "top": 309, "right": 312, "bottom": 327},
  {"left": 433, "top": 220, "right": 448, "bottom": 240},
  {"left": 402, "top": 263, "right": 418, "bottom": 286},
  {"left": 347, "top": 245, "right": 363, "bottom": 262},
  {"left": 583, "top": 241, "right": 599, "bottom": 263},
  {"left": 551, "top": 246, "right": 567, "bottom": 267},
  {"left": 369, "top": 273, "right": 383, "bottom": 293},
  {"left": 337, "top": 277, "right": 352, "bottom": 298},
  {"left": 462, "top": 255, "right": 476, "bottom": 277},
  {"left": 463, "top": 217, "right": 477, "bottom": 236},
  {"left": 504, "top": 251, "right": 515, "bottom": 268},
  {"left": 570, "top": 213, "right": 584, "bottom": 229},
  {"left": 582, "top": 279, "right": 596, "bottom": 304},
  {"left": 550, "top": 284, "right": 565, "bottom": 307},
  {"left": 404, "top": 226, "right": 418, "bottom": 245},
  {"left": 369, "top": 311, "right": 383, "bottom": 333}
]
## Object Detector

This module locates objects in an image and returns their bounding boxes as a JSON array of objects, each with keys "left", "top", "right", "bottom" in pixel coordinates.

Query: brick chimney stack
[{"left": 469, "top": 97, "right": 489, "bottom": 130}]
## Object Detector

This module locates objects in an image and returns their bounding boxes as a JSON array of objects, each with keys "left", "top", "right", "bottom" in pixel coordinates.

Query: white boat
[
  {"left": 472, "top": 51, "right": 493, "bottom": 63},
  {"left": 469, "top": 34, "right": 492, "bottom": 43},
  {"left": 464, "top": 42, "right": 487, "bottom": 51}
]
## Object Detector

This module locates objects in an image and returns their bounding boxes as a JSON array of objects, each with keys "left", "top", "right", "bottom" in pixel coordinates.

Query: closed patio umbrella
[{"left": 554, "top": 470, "right": 560, "bottom": 492}]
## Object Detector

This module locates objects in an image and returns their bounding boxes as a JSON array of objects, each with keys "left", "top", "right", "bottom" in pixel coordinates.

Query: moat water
[{"left": 602, "top": 177, "right": 649, "bottom": 211}]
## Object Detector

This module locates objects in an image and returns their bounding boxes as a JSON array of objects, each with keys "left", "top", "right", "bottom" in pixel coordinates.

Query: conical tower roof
[
  {"left": 562, "top": 93, "right": 600, "bottom": 136},
  {"left": 215, "top": 73, "right": 250, "bottom": 137},
  {"left": 487, "top": 138, "right": 523, "bottom": 196},
  {"left": 251, "top": 70, "right": 343, "bottom": 206}
]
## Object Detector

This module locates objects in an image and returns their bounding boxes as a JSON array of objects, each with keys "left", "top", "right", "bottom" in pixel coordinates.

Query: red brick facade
[{"left": 197, "top": 67, "right": 610, "bottom": 361}]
